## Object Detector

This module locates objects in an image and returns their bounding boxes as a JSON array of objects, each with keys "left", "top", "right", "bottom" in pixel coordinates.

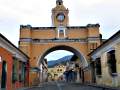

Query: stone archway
[
  {"left": 19, "top": 0, "right": 101, "bottom": 85},
  {"left": 37, "top": 45, "right": 88, "bottom": 83},
  {"left": 38, "top": 45, "right": 88, "bottom": 68}
]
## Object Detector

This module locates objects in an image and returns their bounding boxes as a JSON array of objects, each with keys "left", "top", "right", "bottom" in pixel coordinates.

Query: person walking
[{"left": 66, "top": 62, "right": 75, "bottom": 82}]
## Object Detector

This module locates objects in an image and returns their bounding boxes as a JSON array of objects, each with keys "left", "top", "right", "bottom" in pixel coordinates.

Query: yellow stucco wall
[
  {"left": 19, "top": 26, "right": 100, "bottom": 85},
  {"left": 48, "top": 65, "right": 66, "bottom": 81},
  {"left": 19, "top": 2, "right": 101, "bottom": 85},
  {"left": 115, "top": 42, "right": 120, "bottom": 86}
]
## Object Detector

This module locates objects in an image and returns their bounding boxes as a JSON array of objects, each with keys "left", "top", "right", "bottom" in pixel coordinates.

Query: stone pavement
[{"left": 22, "top": 81, "right": 119, "bottom": 90}]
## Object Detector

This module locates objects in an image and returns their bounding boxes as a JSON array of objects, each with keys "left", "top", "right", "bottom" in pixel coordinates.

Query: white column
[
  {"left": 40, "top": 64, "right": 43, "bottom": 83},
  {"left": 64, "top": 29, "right": 66, "bottom": 38},
  {"left": 58, "top": 29, "right": 59, "bottom": 38}
]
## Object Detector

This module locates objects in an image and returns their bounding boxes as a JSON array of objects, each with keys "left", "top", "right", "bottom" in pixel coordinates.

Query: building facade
[
  {"left": 48, "top": 64, "right": 66, "bottom": 81},
  {"left": 89, "top": 30, "right": 120, "bottom": 87},
  {"left": 0, "top": 34, "right": 29, "bottom": 90},
  {"left": 40, "top": 59, "right": 48, "bottom": 83},
  {"left": 19, "top": 0, "right": 101, "bottom": 85}
]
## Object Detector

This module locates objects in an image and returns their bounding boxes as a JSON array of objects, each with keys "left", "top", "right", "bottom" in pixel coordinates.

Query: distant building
[
  {"left": 48, "top": 64, "right": 66, "bottom": 81},
  {"left": 0, "top": 33, "right": 29, "bottom": 90},
  {"left": 65, "top": 55, "right": 82, "bottom": 82},
  {"left": 89, "top": 30, "right": 120, "bottom": 87},
  {"left": 40, "top": 59, "right": 48, "bottom": 83}
]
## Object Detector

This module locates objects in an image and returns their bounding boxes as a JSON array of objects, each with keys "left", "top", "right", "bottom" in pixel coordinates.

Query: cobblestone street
[{"left": 23, "top": 82, "right": 119, "bottom": 90}]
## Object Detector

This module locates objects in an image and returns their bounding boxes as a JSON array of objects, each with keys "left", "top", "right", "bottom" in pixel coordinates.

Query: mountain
[{"left": 48, "top": 55, "right": 73, "bottom": 68}]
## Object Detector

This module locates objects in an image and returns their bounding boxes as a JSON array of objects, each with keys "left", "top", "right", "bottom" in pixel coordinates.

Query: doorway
[{"left": 1, "top": 61, "right": 7, "bottom": 88}]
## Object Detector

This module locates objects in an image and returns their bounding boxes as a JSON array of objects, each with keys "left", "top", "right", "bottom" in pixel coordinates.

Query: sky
[
  {"left": 45, "top": 50, "right": 73, "bottom": 61},
  {"left": 0, "top": 0, "right": 120, "bottom": 60}
]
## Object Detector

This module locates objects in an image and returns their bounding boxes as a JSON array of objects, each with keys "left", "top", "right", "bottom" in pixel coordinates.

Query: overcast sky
[
  {"left": 0, "top": 0, "right": 120, "bottom": 46},
  {"left": 0, "top": 0, "right": 120, "bottom": 60}
]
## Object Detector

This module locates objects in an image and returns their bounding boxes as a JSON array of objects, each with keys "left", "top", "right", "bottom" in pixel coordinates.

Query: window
[
  {"left": 21, "top": 63, "right": 26, "bottom": 82},
  {"left": 57, "top": 27, "right": 66, "bottom": 38},
  {"left": 59, "top": 29, "right": 64, "bottom": 34},
  {"left": 19, "top": 61, "right": 22, "bottom": 82},
  {"left": 90, "top": 43, "right": 98, "bottom": 51},
  {"left": 107, "top": 50, "right": 117, "bottom": 76},
  {"left": 19, "top": 62, "right": 26, "bottom": 82},
  {"left": 12, "top": 57, "right": 18, "bottom": 83},
  {"left": 1, "top": 61, "right": 7, "bottom": 88},
  {"left": 60, "top": 69, "right": 62, "bottom": 72},
  {"left": 54, "top": 74, "right": 58, "bottom": 76},
  {"left": 95, "top": 58, "right": 102, "bottom": 77}
]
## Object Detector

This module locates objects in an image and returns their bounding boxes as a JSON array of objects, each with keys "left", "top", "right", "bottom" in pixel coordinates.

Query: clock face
[{"left": 57, "top": 13, "right": 65, "bottom": 21}]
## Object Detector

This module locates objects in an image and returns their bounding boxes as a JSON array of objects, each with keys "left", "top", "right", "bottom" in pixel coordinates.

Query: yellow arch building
[{"left": 19, "top": 0, "right": 101, "bottom": 85}]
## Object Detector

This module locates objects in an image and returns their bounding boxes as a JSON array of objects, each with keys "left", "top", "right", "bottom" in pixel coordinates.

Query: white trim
[
  {"left": 64, "top": 28, "right": 66, "bottom": 37},
  {"left": 58, "top": 29, "right": 60, "bottom": 38},
  {"left": 91, "top": 37, "right": 120, "bottom": 60},
  {"left": 57, "top": 26, "right": 66, "bottom": 39},
  {"left": 0, "top": 37, "right": 28, "bottom": 62},
  {"left": 0, "top": 56, "right": 2, "bottom": 63}
]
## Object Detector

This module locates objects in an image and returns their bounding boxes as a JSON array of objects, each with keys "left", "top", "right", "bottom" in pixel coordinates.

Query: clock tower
[{"left": 52, "top": 0, "right": 69, "bottom": 27}]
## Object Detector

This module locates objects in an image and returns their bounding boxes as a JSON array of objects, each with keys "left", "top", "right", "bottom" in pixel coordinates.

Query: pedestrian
[{"left": 66, "top": 61, "right": 75, "bottom": 82}]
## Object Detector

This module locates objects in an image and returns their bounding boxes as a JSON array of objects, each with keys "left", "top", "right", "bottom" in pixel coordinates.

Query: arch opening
[
  {"left": 38, "top": 45, "right": 88, "bottom": 68},
  {"left": 38, "top": 45, "right": 88, "bottom": 83},
  {"left": 45, "top": 50, "right": 74, "bottom": 61}
]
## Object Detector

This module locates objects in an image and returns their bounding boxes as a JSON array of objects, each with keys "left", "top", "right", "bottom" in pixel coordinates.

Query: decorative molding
[
  {"left": 20, "top": 38, "right": 32, "bottom": 42},
  {"left": 32, "top": 27, "right": 56, "bottom": 30},
  {"left": 87, "top": 37, "right": 100, "bottom": 41},
  {"left": 89, "top": 30, "right": 120, "bottom": 57},
  {"left": 20, "top": 24, "right": 99, "bottom": 30},
  {"left": 57, "top": 26, "right": 66, "bottom": 38},
  {"left": 32, "top": 39, "right": 87, "bottom": 43},
  {"left": 20, "top": 37, "right": 100, "bottom": 43},
  {"left": 0, "top": 36, "right": 28, "bottom": 62},
  {"left": 91, "top": 37, "right": 120, "bottom": 60}
]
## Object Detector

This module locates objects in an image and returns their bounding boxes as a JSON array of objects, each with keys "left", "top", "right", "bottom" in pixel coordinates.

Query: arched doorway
[
  {"left": 38, "top": 45, "right": 88, "bottom": 67},
  {"left": 38, "top": 45, "right": 88, "bottom": 83}
]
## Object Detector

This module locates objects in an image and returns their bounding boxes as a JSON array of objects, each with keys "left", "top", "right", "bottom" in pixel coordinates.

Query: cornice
[
  {"left": 20, "top": 24, "right": 100, "bottom": 30},
  {"left": 89, "top": 30, "right": 120, "bottom": 59},
  {"left": 0, "top": 33, "right": 29, "bottom": 62}
]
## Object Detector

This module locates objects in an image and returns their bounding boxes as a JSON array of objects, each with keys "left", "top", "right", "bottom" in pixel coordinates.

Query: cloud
[
  {"left": 0, "top": 17, "right": 20, "bottom": 46},
  {"left": 0, "top": 0, "right": 120, "bottom": 46},
  {"left": 45, "top": 50, "right": 73, "bottom": 61},
  {"left": 65, "top": 0, "right": 120, "bottom": 38}
]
